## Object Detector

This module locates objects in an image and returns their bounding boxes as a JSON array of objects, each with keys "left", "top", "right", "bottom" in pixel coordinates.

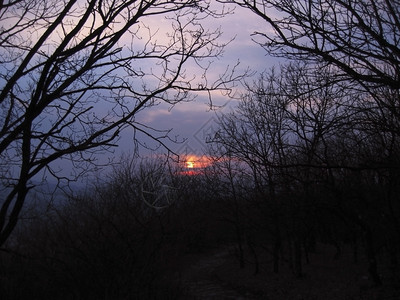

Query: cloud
[{"left": 118, "top": 3, "right": 280, "bottom": 157}]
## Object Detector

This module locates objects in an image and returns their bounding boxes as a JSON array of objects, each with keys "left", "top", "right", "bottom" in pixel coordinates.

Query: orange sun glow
[
  {"left": 186, "top": 161, "right": 195, "bottom": 168},
  {"left": 179, "top": 155, "right": 211, "bottom": 175}
]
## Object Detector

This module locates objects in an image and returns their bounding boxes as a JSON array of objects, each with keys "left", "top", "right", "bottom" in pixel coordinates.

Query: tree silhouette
[
  {"left": 217, "top": 0, "right": 400, "bottom": 285},
  {"left": 0, "top": 0, "right": 239, "bottom": 247},
  {"left": 221, "top": 0, "right": 400, "bottom": 89}
]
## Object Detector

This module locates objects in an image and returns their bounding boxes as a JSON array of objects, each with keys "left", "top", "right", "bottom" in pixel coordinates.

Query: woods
[
  {"left": 1, "top": 0, "right": 400, "bottom": 298},
  {"left": 212, "top": 62, "right": 400, "bottom": 285},
  {"left": 0, "top": 0, "right": 239, "bottom": 247}
]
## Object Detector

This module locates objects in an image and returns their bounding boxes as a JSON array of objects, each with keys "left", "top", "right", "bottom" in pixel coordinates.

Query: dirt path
[
  {"left": 172, "top": 243, "right": 400, "bottom": 300},
  {"left": 175, "top": 246, "right": 256, "bottom": 299}
]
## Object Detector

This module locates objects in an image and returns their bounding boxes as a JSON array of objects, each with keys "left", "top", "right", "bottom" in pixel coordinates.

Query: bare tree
[
  {"left": 216, "top": 0, "right": 400, "bottom": 284},
  {"left": 205, "top": 146, "right": 252, "bottom": 270},
  {"left": 212, "top": 63, "right": 364, "bottom": 278},
  {"left": 213, "top": 66, "right": 293, "bottom": 274},
  {"left": 220, "top": 0, "right": 400, "bottom": 150},
  {"left": 0, "top": 0, "right": 240, "bottom": 247},
  {"left": 220, "top": 0, "right": 400, "bottom": 90}
]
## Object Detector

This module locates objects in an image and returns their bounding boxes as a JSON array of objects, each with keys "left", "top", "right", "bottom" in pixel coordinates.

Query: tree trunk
[
  {"left": 247, "top": 236, "right": 259, "bottom": 275},
  {"left": 364, "top": 227, "right": 382, "bottom": 286},
  {"left": 294, "top": 238, "right": 302, "bottom": 278},
  {"left": 235, "top": 224, "right": 245, "bottom": 269},
  {"left": 273, "top": 223, "right": 281, "bottom": 273}
]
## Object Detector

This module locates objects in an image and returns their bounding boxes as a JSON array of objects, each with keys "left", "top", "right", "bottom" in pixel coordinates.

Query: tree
[
  {"left": 218, "top": 0, "right": 400, "bottom": 284},
  {"left": 0, "top": 0, "right": 240, "bottom": 247},
  {"left": 221, "top": 0, "right": 400, "bottom": 150},
  {"left": 221, "top": 0, "right": 400, "bottom": 90},
  {"left": 211, "top": 62, "right": 388, "bottom": 281},
  {"left": 2, "top": 156, "right": 184, "bottom": 299},
  {"left": 213, "top": 66, "right": 294, "bottom": 275},
  {"left": 205, "top": 147, "right": 252, "bottom": 270}
]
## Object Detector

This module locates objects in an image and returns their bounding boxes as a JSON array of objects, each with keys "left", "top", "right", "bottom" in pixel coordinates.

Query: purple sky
[
  {"left": 116, "top": 5, "right": 273, "bottom": 162},
  {"left": 0, "top": 2, "right": 282, "bottom": 186},
  {"left": 36, "top": 4, "right": 278, "bottom": 180}
]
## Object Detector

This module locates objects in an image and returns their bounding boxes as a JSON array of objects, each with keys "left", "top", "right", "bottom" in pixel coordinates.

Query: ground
[{"left": 168, "top": 243, "right": 400, "bottom": 299}]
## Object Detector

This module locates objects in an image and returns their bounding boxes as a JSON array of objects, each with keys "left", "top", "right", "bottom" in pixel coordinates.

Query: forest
[{"left": 1, "top": 0, "right": 400, "bottom": 299}]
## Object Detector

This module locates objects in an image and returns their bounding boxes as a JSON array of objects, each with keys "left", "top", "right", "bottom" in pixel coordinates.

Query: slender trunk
[
  {"left": 388, "top": 244, "right": 399, "bottom": 284},
  {"left": 304, "top": 240, "right": 310, "bottom": 264},
  {"left": 333, "top": 240, "right": 341, "bottom": 260},
  {"left": 235, "top": 224, "right": 245, "bottom": 269},
  {"left": 288, "top": 238, "right": 294, "bottom": 270},
  {"left": 0, "top": 125, "right": 32, "bottom": 247},
  {"left": 353, "top": 234, "right": 358, "bottom": 264},
  {"left": 247, "top": 236, "right": 259, "bottom": 275},
  {"left": 364, "top": 227, "right": 382, "bottom": 286},
  {"left": 294, "top": 238, "right": 302, "bottom": 278},
  {"left": 273, "top": 224, "right": 281, "bottom": 273}
]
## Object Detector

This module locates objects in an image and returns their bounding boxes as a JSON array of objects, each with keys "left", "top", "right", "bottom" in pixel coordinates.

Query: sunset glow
[{"left": 178, "top": 155, "right": 211, "bottom": 175}]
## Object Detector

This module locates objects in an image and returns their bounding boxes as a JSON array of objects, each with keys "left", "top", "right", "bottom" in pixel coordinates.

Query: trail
[{"left": 176, "top": 246, "right": 257, "bottom": 299}]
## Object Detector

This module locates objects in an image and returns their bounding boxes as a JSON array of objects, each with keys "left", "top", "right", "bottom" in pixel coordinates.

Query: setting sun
[
  {"left": 178, "top": 154, "right": 212, "bottom": 176},
  {"left": 186, "top": 161, "right": 195, "bottom": 168}
]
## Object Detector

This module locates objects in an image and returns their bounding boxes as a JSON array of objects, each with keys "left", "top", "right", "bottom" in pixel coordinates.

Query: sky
[
  {"left": 115, "top": 4, "right": 274, "bottom": 166},
  {"left": 1, "top": 2, "right": 279, "bottom": 183}
]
